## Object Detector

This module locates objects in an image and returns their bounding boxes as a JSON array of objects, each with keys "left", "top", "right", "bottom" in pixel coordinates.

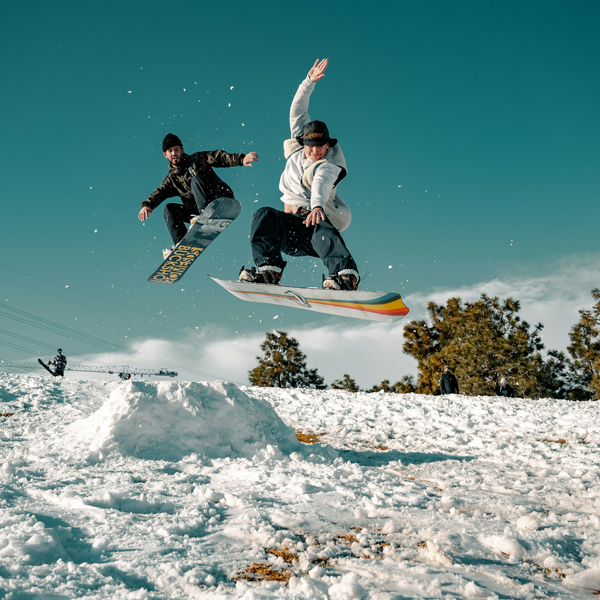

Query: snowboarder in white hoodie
[{"left": 239, "top": 58, "right": 359, "bottom": 290}]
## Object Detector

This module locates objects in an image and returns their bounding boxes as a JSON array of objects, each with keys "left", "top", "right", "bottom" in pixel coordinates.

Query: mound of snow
[
  {"left": 565, "top": 567, "right": 600, "bottom": 591},
  {"left": 517, "top": 514, "right": 540, "bottom": 531},
  {"left": 481, "top": 535, "right": 529, "bottom": 559},
  {"left": 73, "top": 380, "right": 302, "bottom": 461}
]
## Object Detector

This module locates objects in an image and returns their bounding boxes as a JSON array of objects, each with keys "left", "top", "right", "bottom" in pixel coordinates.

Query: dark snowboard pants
[
  {"left": 250, "top": 207, "right": 358, "bottom": 276},
  {"left": 163, "top": 175, "right": 233, "bottom": 245}
]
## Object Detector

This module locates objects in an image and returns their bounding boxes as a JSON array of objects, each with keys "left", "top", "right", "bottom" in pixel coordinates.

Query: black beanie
[{"left": 162, "top": 133, "right": 183, "bottom": 152}]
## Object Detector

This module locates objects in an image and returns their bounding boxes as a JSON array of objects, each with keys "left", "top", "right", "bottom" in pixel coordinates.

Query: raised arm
[{"left": 289, "top": 59, "right": 329, "bottom": 138}]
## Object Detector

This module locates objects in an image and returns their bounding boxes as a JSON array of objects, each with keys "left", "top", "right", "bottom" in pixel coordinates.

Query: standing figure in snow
[
  {"left": 138, "top": 133, "right": 259, "bottom": 257},
  {"left": 239, "top": 59, "right": 359, "bottom": 290},
  {"left": 439, "top": 365, "right": 459, "bottom": 395},
  {"left": 495, "top": 377, "right": 514, "bottom": 398},
  {"left": 48, "top": 349, "right": 67, "bottom": 377}
]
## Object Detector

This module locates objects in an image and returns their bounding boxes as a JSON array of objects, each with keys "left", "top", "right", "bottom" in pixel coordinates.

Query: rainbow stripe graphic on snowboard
[{"left": 210, "top": 277, "right": 409, "bottom": 322}]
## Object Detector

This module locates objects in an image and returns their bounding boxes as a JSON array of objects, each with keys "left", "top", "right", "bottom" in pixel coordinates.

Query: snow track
[{"left": 1, "top": 374, "right": 599, "bottom": 598}]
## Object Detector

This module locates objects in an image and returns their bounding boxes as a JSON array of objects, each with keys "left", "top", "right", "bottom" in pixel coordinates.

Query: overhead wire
[
  {"left": 0, "top": 275, "right": 152, "bottom": 327},
  {"left": 0, "top": 304, "right": 247, "bottom": 385},
  {"left": 0, "top": 263, "right": 191, "bottom": 328},
  {"left": 0, "top": 327, "right": 120, "bottom": 368}
]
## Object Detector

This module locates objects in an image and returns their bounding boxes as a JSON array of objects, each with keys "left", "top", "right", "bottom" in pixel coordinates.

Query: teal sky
[{"left": 1, "top": 0, "right": 599, "bottom": 380}]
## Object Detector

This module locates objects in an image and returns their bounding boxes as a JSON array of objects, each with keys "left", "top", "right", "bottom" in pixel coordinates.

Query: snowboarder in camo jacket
[
  {"left": 48, "top": 349, "right": 67, "bottom": 377},
  {"left": 239, "top": 59, "right": 359, "bottom": 291},
  {"left": 138, "top": 133, "right": 259, "bottom": 257}
]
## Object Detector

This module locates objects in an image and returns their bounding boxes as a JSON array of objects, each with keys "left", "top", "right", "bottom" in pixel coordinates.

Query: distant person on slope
[
  {"left": 495, "top": 377, "right": 514, "bottom": 398},
  {"left": 48, "top": 349, "right": 67, "bottom": 377},
  {"left": 138, "top": 133, "right": 259, "bottom": 258},
  {"left": 439, "top": 365, "right": 459, "bottom": 395},
  {"left": 239, "top": 58, "right": 359, "bottom": 291}
]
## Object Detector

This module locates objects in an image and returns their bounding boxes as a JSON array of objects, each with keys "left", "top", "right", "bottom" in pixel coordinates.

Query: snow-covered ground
[{"left": 1, "top": 374, "right": 599, "bottom": 599}]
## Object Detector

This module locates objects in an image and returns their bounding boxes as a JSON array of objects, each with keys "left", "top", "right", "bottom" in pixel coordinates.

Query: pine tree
[
  {"left": 392, "top": 375, "right": 417, "bottom": 393},
  {"left": 367, "top": 375, "right": 416, "bottom": 394},
  {"left": 249, "top": 331, "right": 326, "bottom": 389},
  {"left": 331, "top": 374, "right": 361, "bottom": 392},
  {"left": 403, "top": 294, "right": 565, "bottom": 398},
  {"left": 368, "top": 379, "right": 392, "bottom": 393},
  {"left": 567, "top": 288, "right": 600, "bottom": 400}
]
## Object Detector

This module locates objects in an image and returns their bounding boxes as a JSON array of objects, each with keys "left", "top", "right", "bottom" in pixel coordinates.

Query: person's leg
[
  {"left": 310, "top": 220, "right": 358, "bottom": 277},
  {"left": 240, "top": 207, "right": 302, "bottom": 284},
  {"left": 249, "top": 207, "right": 289, "bottom": 270},
  {"left": 163, "top": 203, "right": 193, "bottom": 245},
  {"left": 191, "top": 174, "right": 233, "bottom": 213},
  {"left": 190, "top": 175, "right": 210, "bottom": 214}
]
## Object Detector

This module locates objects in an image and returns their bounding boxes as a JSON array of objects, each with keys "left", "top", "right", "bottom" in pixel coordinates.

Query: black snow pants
[
  {"left": 249, "top": 206, "right": 358, "bottom": 277},
  {"left": 163, "top": 175, "right": 233, "bottom": 245}
]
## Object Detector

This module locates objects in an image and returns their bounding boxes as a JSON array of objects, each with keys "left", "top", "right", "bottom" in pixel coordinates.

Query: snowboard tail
[
  {"left": 210, "top": 277, "right": 409, "bottom": 322},
  {"left": 148, "top": 197, "right": 241, "bottom": 283},
  {"left": 38, "top": 358, "right": 54, "bottom": 375}
]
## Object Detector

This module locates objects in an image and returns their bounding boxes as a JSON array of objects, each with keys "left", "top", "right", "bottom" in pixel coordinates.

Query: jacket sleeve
[
  {"left": 453, "top": 376, "right": 459, "bottom": 393},
  {"left": 203, "top": 150, "right": 246, "bottom": 168},
  {"left": 142, "top": 176, "right": 177, "bottom": 210},
  {"left": 310, "top": 163, "right": 342, "bottom": 209},
  {"left": 290, "top": 76, "right": 316, "bottom": 138}
]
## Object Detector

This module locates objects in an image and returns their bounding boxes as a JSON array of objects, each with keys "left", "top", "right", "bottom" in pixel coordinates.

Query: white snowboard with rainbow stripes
[{"left": 210, "top": 277, "right": 409, "bottom": 323}]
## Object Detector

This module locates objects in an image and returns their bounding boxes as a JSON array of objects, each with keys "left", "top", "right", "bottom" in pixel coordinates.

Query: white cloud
[{"left": 78, "top": 255, "right": 599, "bottom": 388}]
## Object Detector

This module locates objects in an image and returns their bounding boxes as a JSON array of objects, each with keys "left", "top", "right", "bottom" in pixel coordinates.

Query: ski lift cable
[
  {"left": 0, "top": 263, "right": 191, "bottom": 328},
  {"left": 0, "top": 327, "right": 107, "bottom": 355},
  {"left": 0, "top": 306, "right": 245, "bottom": 384},
  {"left": 0, "top": 339, "right": 43, "bottom": 355},
  {"left": 0, "top": 275, "right": 156, "bottom": 327},
  {"left": 0, "top": 335, "right": 245, "bottom": 385},
  {"left": 0, "top": 329, "right": 122, "bottom": 369},
  {"left": 0, "top": 300, "right": 228, "bottom": 377},
  {"left": 0, "top": 309, "right": 124, "bottom": 353},
  {"left": 0, "top": 306, "right": 216, "bottom": 378}
]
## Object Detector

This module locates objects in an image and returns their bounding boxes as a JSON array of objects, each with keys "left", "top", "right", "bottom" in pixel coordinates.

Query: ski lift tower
[{"left": 66, "top": 365, "right": 178, "bottom": 379}]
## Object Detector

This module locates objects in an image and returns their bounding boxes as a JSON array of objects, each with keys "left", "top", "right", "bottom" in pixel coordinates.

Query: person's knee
[
  {"left": 314, "top": 219, "right": 336, "bottom": 233},
  {"left": 254, "top": 206, "right": 278, "bottom": 218},
  {"left": 252, "top": 206, "right": 280, "bottom": 225}
]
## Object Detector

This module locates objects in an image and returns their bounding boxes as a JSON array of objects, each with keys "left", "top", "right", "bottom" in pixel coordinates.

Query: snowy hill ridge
[{"left": 1, "top": 373, "right": 600, "bottom": 599}]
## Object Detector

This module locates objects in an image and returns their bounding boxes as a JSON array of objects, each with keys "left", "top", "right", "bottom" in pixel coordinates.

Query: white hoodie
[{"left": 278, "top": 77, "right": 351, "bottom": 232}]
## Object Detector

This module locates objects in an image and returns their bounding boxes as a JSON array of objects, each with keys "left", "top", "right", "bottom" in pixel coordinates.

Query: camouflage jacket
[
  {"left": 52, "top": 354, "right": 67, "bottom": 372},
  {"left": 141, "top": 150, "right": 246, "bottom": 210}
]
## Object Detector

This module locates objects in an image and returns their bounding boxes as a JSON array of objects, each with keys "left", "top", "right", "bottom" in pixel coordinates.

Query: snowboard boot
[
  {"left": 239, "top": 264, "right": 285, "bottom": 285},
  {"left": 323, "top": 270, "right": 360, "bottom": 291}
]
